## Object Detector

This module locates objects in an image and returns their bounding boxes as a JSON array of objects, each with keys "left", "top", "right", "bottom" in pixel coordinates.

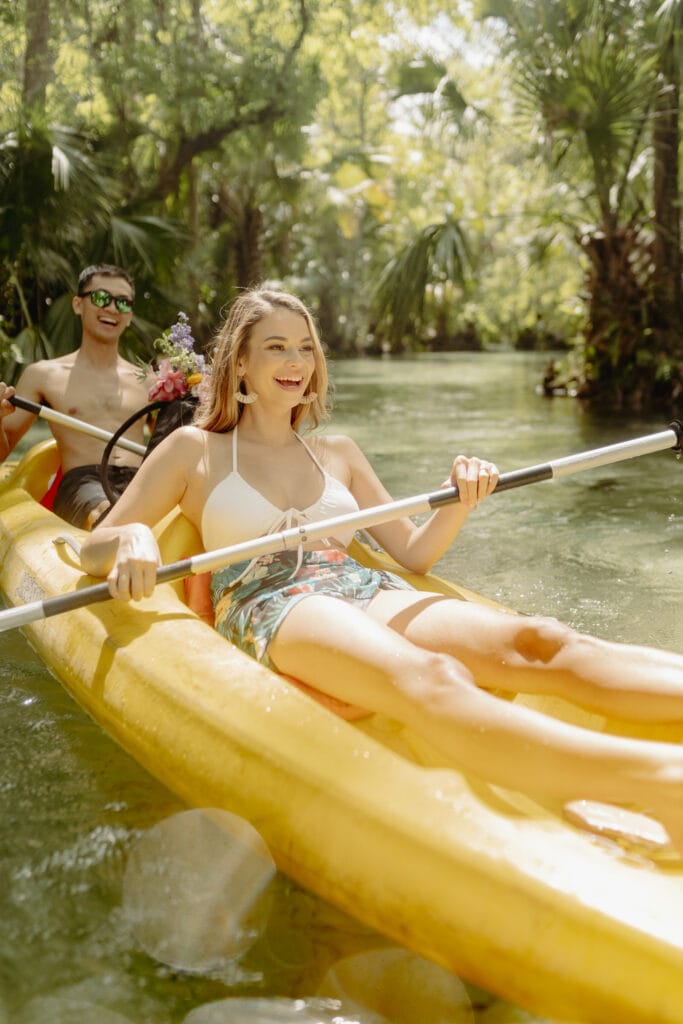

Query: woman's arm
[
  {"left": 79, "top": 426, "right": 202, "bottom": 599},
  {"left": 330, "top": 435, "right": 498, "bottom": 574}
]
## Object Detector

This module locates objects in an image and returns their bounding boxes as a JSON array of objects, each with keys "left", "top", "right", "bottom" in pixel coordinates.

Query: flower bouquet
[
  {"left": 142, "top": 312, "right": 208, "bottom": 455},
  {"left": 146, "top": 312, "right": 207, "bottom": 402},
  {"left": 101, "top": 313, "right": 208, "bottom": 502}
]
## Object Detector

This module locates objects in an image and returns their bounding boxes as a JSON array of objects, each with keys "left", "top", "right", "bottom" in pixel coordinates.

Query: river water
[{"left": 1, "top": 352, "right": 681, "bottom": 1023}]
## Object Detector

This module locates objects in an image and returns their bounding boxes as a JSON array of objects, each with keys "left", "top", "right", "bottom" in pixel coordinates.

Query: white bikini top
[{"left": 201, "top": 424, "right": 360, "bottom": 553}]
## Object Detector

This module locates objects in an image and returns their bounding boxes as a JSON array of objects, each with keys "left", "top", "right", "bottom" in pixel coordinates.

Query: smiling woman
[
  {"left": 196, "top": 290, "right": 329, "bottom": 430},
  {"left": 237, "top": 308, "right": 317, "bottom": 402},
  {"left": 76, "top": 286, "right": 683, "bottom": 859},
  {"left": 234, "top": 316, "right": 317, "bottom": 406}
]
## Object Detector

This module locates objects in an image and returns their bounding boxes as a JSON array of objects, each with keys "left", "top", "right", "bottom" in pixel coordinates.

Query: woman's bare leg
[
  {"left": 364, "top": 590, "right": 683, "bottom": 722},
  {"left": 268, "top": 595, "right": 683, "bottom": 849}
]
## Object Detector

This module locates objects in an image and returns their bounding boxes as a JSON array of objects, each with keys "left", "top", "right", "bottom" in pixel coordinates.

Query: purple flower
[{"left": 168, "top": 312, "right": 195, "bottom": 352}]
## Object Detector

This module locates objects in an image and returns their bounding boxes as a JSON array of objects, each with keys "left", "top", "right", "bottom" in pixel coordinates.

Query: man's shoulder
[
  {"left": 117, "top": 352, "right": 144, "bottom": 371},
  {"left": 117, "top": 354, "right": 154, "bottom": 384},
  {"left": 22, "top": 353, "right": 75, "bottom": 376},
  {"left": 16, "top": 354, "right": 74, "bottom": 396}
]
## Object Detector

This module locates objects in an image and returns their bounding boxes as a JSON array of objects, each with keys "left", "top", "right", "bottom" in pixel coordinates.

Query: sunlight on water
[
  {"left": 330, "top": 353, "right": 682, "bottom": 651},
  {"left": 121, "top": 809, "right": 276, "bottom": 972},
  {"left": 316, "top": 947, "right": 475, "bottom": 1023},
  {"left": 1, "top": 352, "right": 680, "bottom": 1023}
]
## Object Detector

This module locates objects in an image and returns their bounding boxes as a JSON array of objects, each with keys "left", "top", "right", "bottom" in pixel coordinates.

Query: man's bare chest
[{"left": 43, "top": 366, "right": 149, "bottom": 426}]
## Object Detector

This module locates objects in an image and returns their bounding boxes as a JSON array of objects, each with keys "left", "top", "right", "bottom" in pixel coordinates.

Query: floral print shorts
[{"left": 211, "top": 549, "right": 414, "bottom": 669}]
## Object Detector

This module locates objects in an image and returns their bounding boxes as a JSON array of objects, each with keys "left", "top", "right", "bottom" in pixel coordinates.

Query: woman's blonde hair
[{"left": 194, "top": 288, "right": 330, "bottom": 433}]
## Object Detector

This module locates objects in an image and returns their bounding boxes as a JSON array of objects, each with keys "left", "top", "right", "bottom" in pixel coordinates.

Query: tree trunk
[
  {"left": 236, "top": 199, "right": 264, "bottom": 288},
  {"left": 22, "top": 0, "right": 51, "bottom": 115},
  {"left": 579, "top": 228, "right": 652, "bottom": 410},
  {"left": 652, "top": 30, "right": 683, "bottom": 359},
  {"left": 186, "top": 158, "right": 201, "bottom": 321}
]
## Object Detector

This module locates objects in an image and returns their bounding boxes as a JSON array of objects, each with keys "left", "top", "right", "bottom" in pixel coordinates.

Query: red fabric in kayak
[{"left": 40, "top": 467, "right": 63, "bottom": 510}]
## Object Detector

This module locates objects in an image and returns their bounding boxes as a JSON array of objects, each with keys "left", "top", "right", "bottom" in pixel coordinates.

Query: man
[{"left": 0, "top": 264, "right": 155, "bottom": 529}]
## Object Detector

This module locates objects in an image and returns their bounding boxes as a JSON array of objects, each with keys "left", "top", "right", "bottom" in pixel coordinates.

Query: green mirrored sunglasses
[{"left": 80, "top": 289, "right": 134, "bottom": 314}]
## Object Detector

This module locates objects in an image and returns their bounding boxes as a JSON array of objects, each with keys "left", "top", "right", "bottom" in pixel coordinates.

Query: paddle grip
[
  {"left": 428, "top": 464, "right": 553, "bottom": 509},
  {"left": 8, "top": 395, "right": 41, "bottom": 414}
]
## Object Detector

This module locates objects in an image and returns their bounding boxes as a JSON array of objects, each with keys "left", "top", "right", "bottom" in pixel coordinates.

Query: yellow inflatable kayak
[{"left": 2, "top": 439, "right": 683, "bottom": 1024}]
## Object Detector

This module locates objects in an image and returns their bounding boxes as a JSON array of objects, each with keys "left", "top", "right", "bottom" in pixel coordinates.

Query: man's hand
[{"left": 0, "top": 383, "right": 16, "bottom": 419}]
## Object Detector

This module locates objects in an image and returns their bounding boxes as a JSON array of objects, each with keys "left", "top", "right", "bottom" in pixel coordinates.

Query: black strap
[
  {"left": 99, "top": 396, "right": 200, "bottom": 505},
  {"left": 99, "top": 401, "right": 165, "bottom": 505}
]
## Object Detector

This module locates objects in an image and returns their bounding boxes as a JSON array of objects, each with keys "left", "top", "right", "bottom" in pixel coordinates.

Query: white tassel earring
[
  {"left": 299, "top": 391, "right": 317, "bottom": 405},
  {"left": 235, "top": 380, "right": 258, "bottom": 404}
]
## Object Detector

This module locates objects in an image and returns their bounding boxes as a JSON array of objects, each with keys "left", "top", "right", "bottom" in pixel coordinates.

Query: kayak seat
[
  {"left": 153, "top": 507, "right": 211, "bottom": 616},
  {"left": 40, "top": 465, "right": 63, "bottom": 510},
  {"left": 4, "top": 439, "right": 62, "bottom": 503}
]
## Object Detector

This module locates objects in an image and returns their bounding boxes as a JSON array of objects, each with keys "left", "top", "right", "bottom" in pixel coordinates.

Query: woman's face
[{"left": 238, "top": 309, "right": 317, "bottom": 406}]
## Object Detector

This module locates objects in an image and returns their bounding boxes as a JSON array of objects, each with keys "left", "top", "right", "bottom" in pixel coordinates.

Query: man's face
[{"left": 72, "top": 274, "right": 135, "bottom": 343}]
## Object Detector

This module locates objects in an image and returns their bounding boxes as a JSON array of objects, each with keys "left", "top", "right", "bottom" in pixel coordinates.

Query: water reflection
[{"left": 1, "top": 352, "right": 680, "bottom": 1023}]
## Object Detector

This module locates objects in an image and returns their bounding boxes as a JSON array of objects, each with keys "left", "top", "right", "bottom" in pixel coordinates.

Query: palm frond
[
  {"left": 374, "top": 218, "right": 472, "bottom": 346},
  {"left": 107, "top": 215, "right": 187, "bottom": 277}
]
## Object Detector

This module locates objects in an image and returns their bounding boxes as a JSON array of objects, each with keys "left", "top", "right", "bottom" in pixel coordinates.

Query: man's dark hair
[{"left": 77, "top": 264, "right": 135, "bottom": 299}]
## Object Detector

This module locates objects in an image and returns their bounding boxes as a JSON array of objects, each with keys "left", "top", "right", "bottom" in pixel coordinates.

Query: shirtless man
[{"left": 0, "top": 264, "right": 155, "bottom": 529}]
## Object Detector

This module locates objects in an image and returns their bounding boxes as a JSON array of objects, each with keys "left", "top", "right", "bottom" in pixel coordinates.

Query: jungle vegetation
[{"left": 1, "top": 0, "right": 682, "bottom": 411}]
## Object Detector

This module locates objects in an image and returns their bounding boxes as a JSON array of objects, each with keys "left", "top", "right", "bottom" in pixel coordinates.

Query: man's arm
[{"left": 0, "top": 364, "right": 47, "bottom": 461}]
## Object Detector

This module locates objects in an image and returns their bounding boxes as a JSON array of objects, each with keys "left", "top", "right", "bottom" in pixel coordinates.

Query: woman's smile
[{"left": 275, "top": 374, "right": 305, "bottom": 391}]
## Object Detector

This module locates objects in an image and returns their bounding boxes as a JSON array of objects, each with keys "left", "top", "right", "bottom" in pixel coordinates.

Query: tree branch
[{"left": 136, "top": 0, "right": 311, "bottom": 207}]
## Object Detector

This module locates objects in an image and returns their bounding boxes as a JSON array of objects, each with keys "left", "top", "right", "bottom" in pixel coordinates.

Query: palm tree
[
  {"left": 0, "top": 0, "right": 187, "bottom": 381},
  {"left": 0, "top": 123, "right": 114, "bottom": 374},
  {"left": 475, "top": 0, "right": 682, "bottom": 410},
  {"left": 652, "top": 0, "right": 683, "bottom": 361},
  {"left": 373, "top": 219, "right": 473, "bottom": 350},
  {"left": 369, "top": 57, "right": 476, "bottom": 351},
  {"left": 0, "top": 122, "right": 186, "bottom": 380}
]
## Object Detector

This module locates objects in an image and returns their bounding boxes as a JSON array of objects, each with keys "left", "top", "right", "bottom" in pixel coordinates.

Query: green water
[{"left": 0, "top": 352, "right": 681, "bottom": 1023}]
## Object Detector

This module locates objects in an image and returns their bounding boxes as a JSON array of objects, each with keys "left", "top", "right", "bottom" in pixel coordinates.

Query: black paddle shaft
[{"left": 430, "top": 419, "right": 682, "bottom": 510}]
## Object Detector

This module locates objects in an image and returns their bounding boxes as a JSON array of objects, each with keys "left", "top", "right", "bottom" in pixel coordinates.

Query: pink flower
[{"left": 148, "top": 358, "right": 189, "bottom": 401}]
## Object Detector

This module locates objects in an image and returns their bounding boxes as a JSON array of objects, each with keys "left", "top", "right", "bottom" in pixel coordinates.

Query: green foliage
[
  {"left": 473, "top": 0, "right": 683, "bottom": 408},
  {"left": 373, "top": 219, "right": 472, "bottom": 348},
  {"left": 0, "top": 0, "right": 680, "bottom": 411},
  {"left": 510, "top": 9, "right": 658, "bottom": 225},
  {"left": 0, "top": 124, "right": 111, "bottom": 278},
  {"left": 0, "top": 0, "right": 324, "bottom": 372}
]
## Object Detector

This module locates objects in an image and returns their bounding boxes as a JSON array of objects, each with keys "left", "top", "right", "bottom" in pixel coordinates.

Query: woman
[{"left": 80, "top": 288, "right": 683, "bottom": 852}]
